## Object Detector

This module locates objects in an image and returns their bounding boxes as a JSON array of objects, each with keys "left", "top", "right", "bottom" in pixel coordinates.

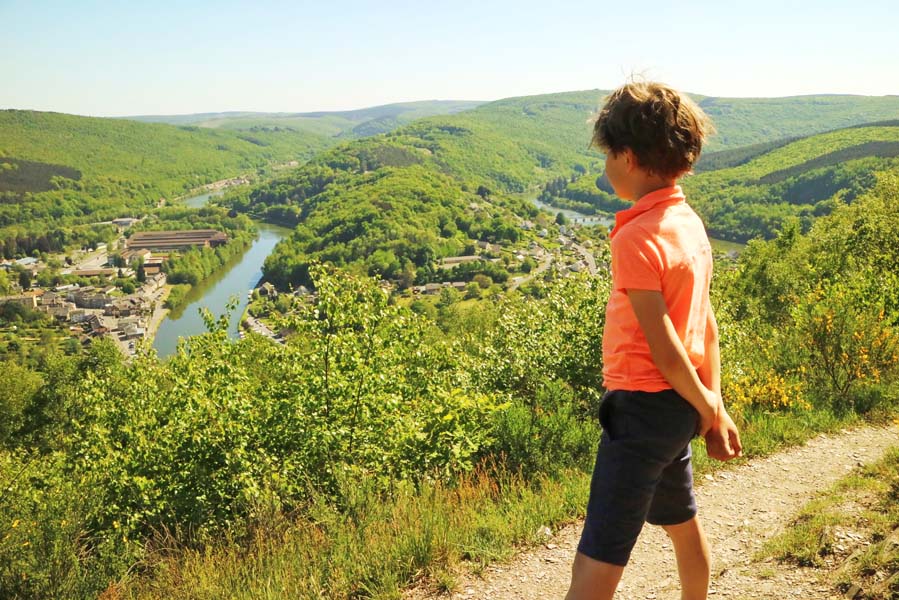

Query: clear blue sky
[{"left": 2, "top": 0, "right": 897, "bottom": 117}]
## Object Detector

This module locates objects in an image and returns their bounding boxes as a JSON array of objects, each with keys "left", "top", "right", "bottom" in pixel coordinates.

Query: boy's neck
[{"left": 630, "top": 177, "right": 679, "bottom": 203}]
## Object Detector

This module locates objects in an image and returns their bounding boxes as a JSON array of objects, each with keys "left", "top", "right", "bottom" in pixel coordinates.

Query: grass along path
[
  {"left": 755, "top": 446, "right": 899, "bottom": 600},
  {"left": 405, "top": 423, "right": 899, "bottom": 600}
]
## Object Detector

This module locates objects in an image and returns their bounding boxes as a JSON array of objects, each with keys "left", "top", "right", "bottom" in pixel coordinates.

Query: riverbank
[
  {"left": 144, "top": 285, "right": 172, "bottom": 341},
  {"left": 151, "top": 221, "right": 291, "bottom": 357}
]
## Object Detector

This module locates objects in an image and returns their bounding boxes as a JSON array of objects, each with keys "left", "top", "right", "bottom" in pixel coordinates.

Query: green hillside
[
  {"left": 683, "top": 124, "right": 899, "bottom": 241},
  {"left": 5, "top": 90, "right": 899, "bottom": 260},
  {"left": 239, "top": 92, "right": 899, "bottom": 288},
  {"left": 0, "top": 110, "right": 329, "bottom": 186},
  {"left": 467, "top": 90, "right": 899, "bottom": 153},
  {"left": 696, "top": 95, "right": 899, "bottom": 150},
  {"left": 228, "top": 94, "right": 609, "bottom": 288},
  {"left": 131, "top": 92, "right": 899, "bottom": 154},
  {"left": 0, "top": 110, "right": 330, "bottom": 256}
]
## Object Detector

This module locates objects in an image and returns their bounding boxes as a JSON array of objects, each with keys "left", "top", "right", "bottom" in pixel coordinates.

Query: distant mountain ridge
[
  {"left": 126, "top": 100, "right": 485, "bottom": 139},
  {"left": 126, "top": 92, "right": 899, "bottom": 151}
]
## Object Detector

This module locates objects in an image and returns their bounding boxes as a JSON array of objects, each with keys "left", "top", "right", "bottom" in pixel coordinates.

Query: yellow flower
[{"left": 11, "top": 519, "right": 19, "bottom": 529}]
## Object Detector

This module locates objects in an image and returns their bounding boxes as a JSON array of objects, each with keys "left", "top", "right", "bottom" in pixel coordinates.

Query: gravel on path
[{"left": 405, "top": 424, "right": 898, "bottom": 600}]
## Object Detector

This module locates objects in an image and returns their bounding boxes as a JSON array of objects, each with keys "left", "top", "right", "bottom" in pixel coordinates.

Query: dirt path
[{"left": 406, "top": 424, "right": 898, "bottom": 600}]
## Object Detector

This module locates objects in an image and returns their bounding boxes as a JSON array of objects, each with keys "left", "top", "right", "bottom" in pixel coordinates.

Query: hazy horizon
[{"left": 3, "top": 0, "right": 897, "bottom": 117}]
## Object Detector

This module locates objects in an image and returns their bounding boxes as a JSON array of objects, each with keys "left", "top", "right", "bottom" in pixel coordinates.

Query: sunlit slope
[
  {"left": 454, "top": 90, "right": 899, "bottom": 153},
  {"left": 230, "top": 96, "right": 603, "bottom": 287},
  {"left": 696, "top": 94, "right": 899, "bottom": 150},
  {"left": 0, "top": 110, "right": 331, "bottom": 247},
  {"left": 0, "top": 110, "right": 329, "bottom": 192},
  {"left": 684, "top": 124, "right": 899, "bottom": 241}
]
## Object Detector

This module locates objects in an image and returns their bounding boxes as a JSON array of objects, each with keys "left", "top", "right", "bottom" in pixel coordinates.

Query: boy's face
[{"left": 604, "top": 149, "right": 635, "bottom": 201}]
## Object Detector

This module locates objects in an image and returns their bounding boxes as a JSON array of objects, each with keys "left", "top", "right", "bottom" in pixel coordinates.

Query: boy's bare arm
[
  {"left": 696, "top": 309, "right": 721, "bottom": 395},
  {"left": 697, "top": 309, "right": 742, "bottom": 460},
  {"left": 626, "top": 289, "right": 718, "bottom": 435}
]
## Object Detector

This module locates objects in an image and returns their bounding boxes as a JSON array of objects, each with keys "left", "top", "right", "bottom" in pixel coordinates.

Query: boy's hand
[{"left": 705, "top": 407, "right": 742, "bottom": 461}]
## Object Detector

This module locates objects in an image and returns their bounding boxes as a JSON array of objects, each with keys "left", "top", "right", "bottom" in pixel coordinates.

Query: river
[
  {"left": 529, "top": 195, "right": 614, "bottom": 228},
  {"left": 152, "top": 192, "right": 291, "bottom": 358},
  {"left": 528, "top": 193, "right": 743, "bottom": 253}
]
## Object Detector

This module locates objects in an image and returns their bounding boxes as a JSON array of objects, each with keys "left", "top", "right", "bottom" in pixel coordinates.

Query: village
[
  {"left": 409, "top": 221, "right": 601, "bottom": 296},
  {"left": 0, "top": 223, "right": 230, "bottom": 356}
]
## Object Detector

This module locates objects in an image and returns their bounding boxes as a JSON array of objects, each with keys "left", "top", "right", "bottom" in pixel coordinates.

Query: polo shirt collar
[{"left": 610, "top": 185, "right": 685, "bottom": 239}]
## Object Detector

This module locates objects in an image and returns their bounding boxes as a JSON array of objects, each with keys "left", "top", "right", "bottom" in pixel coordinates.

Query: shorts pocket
[{"left": 599, "top": 391, "right": 628, "bottom": 441}]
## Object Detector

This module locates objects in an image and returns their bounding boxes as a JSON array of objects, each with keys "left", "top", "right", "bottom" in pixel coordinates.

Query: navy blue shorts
[{"left": 577, "top": 389, "right": 699, "bottom": 566}]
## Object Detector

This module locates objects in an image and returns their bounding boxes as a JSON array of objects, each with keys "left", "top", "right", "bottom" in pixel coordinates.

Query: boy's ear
[{"left": 623, "top": 148, "right": 638, "bottom": 172}]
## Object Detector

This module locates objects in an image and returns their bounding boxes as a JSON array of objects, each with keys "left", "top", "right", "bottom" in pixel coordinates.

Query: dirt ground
[{"left": 405, "top": 424, "right": 899, "bottom": 600}]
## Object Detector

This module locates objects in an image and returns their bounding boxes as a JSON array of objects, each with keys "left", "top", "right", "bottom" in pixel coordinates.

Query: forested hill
[
  {"left": 693, "top": 94, "right": 899, "bottom": 150},
  {"left": 126, "top": 100, "right": 485, "bottom": 139},
  {"left": 233, "top": 91, "right": 899, "bottom": 289},
  {"left": 683, "top": 123, "right": 899, "bottom": 241},
  {"left": 540, "top": 119, "right": 899, "bottom": 243},
  {"left": 127, "top": 92, "right": 899, "bottom": 153},
  {"left": 0, "top": 109, "right": 333, "bottom": 255},
  {"left": 463, "top": 90, "right": 899, "bottom": 153},
  {"left": 0, "top": 109, "right": 330, "bottom": 189},
  {"left": 227, "top": 94, "right": 611, "bottom": 288}
]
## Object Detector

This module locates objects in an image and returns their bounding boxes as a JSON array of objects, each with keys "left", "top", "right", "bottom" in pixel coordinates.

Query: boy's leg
[
  {"left": 662, "top": 516, "right": 710, "bottom": 600},
  {"left": 565, "top": 552, "right": 624, "bottom": 600}
]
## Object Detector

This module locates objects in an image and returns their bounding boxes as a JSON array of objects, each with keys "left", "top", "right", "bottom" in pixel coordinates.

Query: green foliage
[
  {"left": 719, "top": 174, "right": 899, "bottom": 416},
  {"left": 0, "top": 361, "right": 43, "bottom": 446},
  {"left": 255, "top": 165, "right": 488, "bottom": 289},
  {"left": 63, "top": 266, "right": 506, "bottom": 547},
  {"left": 467, "top": 272, "right": 609, "bottom": 403},
  {"left": 788, "top": 271, "right": 899, "bottom": 413},
  {"left": 163, "top": 284, "right": 191, "bottom": 310},
  {"left": 0, "top": 449, "right": 130, "bottom": 600}
]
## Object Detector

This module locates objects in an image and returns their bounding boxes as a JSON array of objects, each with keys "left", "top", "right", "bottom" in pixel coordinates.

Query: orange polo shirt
[{"left": 602, "top": 185, "right": 713, "bottom": 392}]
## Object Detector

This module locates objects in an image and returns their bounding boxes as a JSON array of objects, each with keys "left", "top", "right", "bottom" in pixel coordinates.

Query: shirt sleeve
[{"left": 610, "top": 226, "right": 663, "bottom": 291}]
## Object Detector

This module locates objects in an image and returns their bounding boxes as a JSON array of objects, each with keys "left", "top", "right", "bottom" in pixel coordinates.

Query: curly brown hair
[{"left": 592, "top": 81, "right": 715, "bottom": 179}]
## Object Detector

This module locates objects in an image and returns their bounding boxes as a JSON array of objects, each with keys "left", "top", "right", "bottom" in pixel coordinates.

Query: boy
[{"left": 566, "top": 81, "right": 742, "bottom": 600}]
